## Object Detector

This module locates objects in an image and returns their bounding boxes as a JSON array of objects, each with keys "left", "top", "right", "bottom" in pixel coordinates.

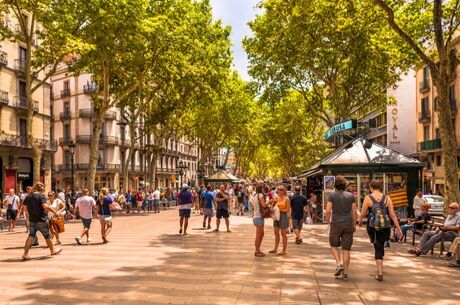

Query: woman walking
[
  {"left": 47, "top": 191, "right": 66, "bottom": 245},
  {"left": 358, "top": 179, "right": 402, "bottom": 281},
  {"left": 251, "top": 183, "right": 268, "bottom": 257},
  {"left": 97, "top": 188, "right": 113, "bottom": 243},
  {"left": 269, "top": 185, "right": 291, "bottom": 255}
]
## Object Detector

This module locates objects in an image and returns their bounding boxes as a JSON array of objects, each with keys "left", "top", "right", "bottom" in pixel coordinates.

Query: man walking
[
  {"left": 3, "top": 188, "right": 20, "bottom": 231},
  {"left": 215, "top": 184, "right": 231, "bottom": 232},
  {"left": 22, "top": 182, "right": 62, "bottom": 261},
  {"left": 153, "top": 188, "right": 161, "bottom": 214},
  {"left": 202, "top": 186, "right": 215, "bottom": 229},
  {"left": 291, "top": 186, "right": 310, "bottom": 244},
  {"left": 178, "top": 184, "right": 193, "bottom": 235},
  {"left": 74, "top": 189, "right": 97, "bottom": 245},
  {"left": 326, "top": 176, "right": 357, "bottom": 279}
]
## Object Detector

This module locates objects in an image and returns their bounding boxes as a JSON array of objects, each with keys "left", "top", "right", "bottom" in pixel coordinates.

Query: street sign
[{"left": 325, "top": 120, "right": 357, "bottom": 140}]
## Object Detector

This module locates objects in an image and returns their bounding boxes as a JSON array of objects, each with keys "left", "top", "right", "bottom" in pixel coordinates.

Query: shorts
[
  {"left": 153, "top": 199, "right": 160, "bottom": 207},
  {"left": 81, "top": 218, "right": 92, "bottom": 229},
  {"left": 7, "top": 209, "right": 18, "bottom": 220},
  {"left": 292, "top": 218, "right": 303, "bottom": 230},
  {"left": 274, "top": 212, "right": 289, "bottom": 229},
  {"left": 253, "top": 217, "right": 264, "bottom": 226},
  {"left": 179, "top": 209, "right": 191, "bottom": 218},
  {"left": 204, "top": 208, "right": 214, "bottom": 217},
  {"left": 329, "top": 221, "right": 354, "bottom": 250},
  {"left": 216, "top": 208, "right": 229, "bottom": 219},
  {"left": 29, "top": 221, "right": 50, "bottom": 240}
]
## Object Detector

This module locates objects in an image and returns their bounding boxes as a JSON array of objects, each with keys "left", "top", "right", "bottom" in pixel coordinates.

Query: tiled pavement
[{"left": 0, "top": 208, "right": 459, "bottom": 305}]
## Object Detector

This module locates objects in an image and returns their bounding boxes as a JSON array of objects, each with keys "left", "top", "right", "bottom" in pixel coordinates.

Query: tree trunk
[
  {"left": 434, "top": 73, "right": 459, "bottom": 209},
  {"left": 87, "top": 113, "right": 104, "bottom": 194}
]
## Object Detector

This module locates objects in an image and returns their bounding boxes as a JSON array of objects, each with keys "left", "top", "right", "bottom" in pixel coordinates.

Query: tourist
[
  {"left": 22, "top": 182, "right": 62, "bottom": 261},
  {"left": 97, "top": 187, "right": 113, "bottom": 243},
  {"left": 401, "top": 204, "right": 431, "bottom": 237},
  {"left": 236, "top": 186, "right": 245, "bottom": 216},
  {"left": 407, "top": 202, "right": 460, "bottom": 257},
  {"left": 192, "top": 188, "right": 200, "bottom": 214},
  {"left": 118, "top": 190, "right": 126, "bottom": 210},
  {"left": 309, "top": 192, "right": 318, "bottom": 223},
  {"left": 214, "top": 184, "right": 231, "bottom": 232},
  {"left": 358, "top": 179, "right": 402, "bottom": 281},
  {"left": 413, "top": 189, "right": 427, "bottom": 218},
  {"left": 252, "top": 183, "right": 268, "bottom": 257},
  {"left": 227, "top": 184, "right": 235, "bottom": 213},
  {"left": 47, "top": 191, "right": 66, "bottom": 245},
  {"left": 3, "top": 188, "right": 20, "bottom": 231},
  {"left": 153, "top": 187, "right": 161, "bottom": 213},
  {"left": 130, "top": 189, "right": 138, "bottom": 213},
  {"left": 202, "top": 186, "right": 215, "bottom": 229},
  {"left": 136, "top": 188, "right": 144, "bottom": 213},
  {"left": 74, "top": 189, "right": 97, "bottom": 245},
  {"left": 291, "top": 186, "right": 310, "bottom": 245},
  {"left": 146, "top": 190, "right": 154, "bottom": 213},
  {"left": 269, "top": 185, "right": 291, "bottom": 255},
  {"left": 178, "top": 184, "right": 193, "bottom": 235},
  {"left": 326, "top": 176, "right": 357, "bottom": 279}
]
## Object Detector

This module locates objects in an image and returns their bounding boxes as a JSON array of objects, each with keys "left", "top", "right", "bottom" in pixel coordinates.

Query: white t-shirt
[
  {"left": 153, "top": 190, "right": 160, "bottom": 200},
  {"left": 5, "top": 194, "right": 20, "bottom": 210},
  {"left": 75, "top": 196, "right": 96, "bottom": 219}
]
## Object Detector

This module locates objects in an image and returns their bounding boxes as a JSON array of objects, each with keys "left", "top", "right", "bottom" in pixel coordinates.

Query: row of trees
[
  {"left": 244, "top": 0, "right": 460, "bottom": 204},
  {"left": 0, "top": 0, "right": 258, "bottom": 193}
]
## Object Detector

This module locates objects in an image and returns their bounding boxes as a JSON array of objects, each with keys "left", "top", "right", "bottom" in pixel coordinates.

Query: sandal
[
  {"left": 277, "top": 252, "right": 286, "bottom": 256},
  {"left": 268, "top": 249, "right": 277, "bottom": 254},
  {"left": 21, "top": 255, "right": 31, "bottom": 261},
  {"left": 51, "top": 248, "right": 62, "bottom": 256},
  {"left": 255, "top": 252, "right": 266, "bottom": 257},
  {"left": 375, "top": 274, "right": 383, "bottom": 281}
]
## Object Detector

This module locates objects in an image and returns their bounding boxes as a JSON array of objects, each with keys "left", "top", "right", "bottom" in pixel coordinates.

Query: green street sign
[{"left": 325, "top": 120, "right": 357, "bottom": 140}]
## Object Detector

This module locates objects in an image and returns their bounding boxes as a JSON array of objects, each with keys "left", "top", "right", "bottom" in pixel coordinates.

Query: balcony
[
  {"left": 0, "top": 90, "right": 9, "bottom": 105},
  {"left": 419, "top": 139, "right": 442, "bottom": 151},
  {"left": 162, "top": 148, "right": 179, "bottom": 156},
  {"left": 38, "top": 139, "right": 58, "bottom": 152},
  {"left": 59, "top": 110, "right": 71, "bottom": 120},
  {"left": 156, "top": 167, "right": 177, "bottom": 174},
  {"left": 0, "top": 134, "right": 28, "bottom": 148},
  {"left": 14, "top": 59, "right": 26, "bottom": 72},
  {"left": 58, "top": 163, "right": 121, "bottom": 172},
  {"left": 13, "top": 96, "right": 37, "bottom": 112},
  {"left": 79, "top": 108, "right": 94, "bottom": 118},
  {"left": 101, "top": 136, "right": 119, "bottom": 145},
  {"left": 0, "top": 51, "right": 7, "bottom": 67},
  {"left": 83, "top": 83, "right": 97, "bottom": 94},
  {"left": 61, "top": 88, "right": 71, "bottom": 98},
  {"left": 76, "top": 135, "right": 91, "bottom": 144},
  {"left": 104, "top": 110, "right": 117, "bottom": 120},
  {"left": 418, "top": 111, "right": 430, "bottom": 124},
  {"left": 59, "top": 137, "right": 73, "bottom": 146},
  {"left": 120, "top": 138, "right": 131, "bottom": 147},
  {"left": 419, "top": 81, "right": 430, "bottom": 93}
]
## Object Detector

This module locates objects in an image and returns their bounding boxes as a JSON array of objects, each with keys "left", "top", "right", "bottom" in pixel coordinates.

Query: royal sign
[{"left": 325, "top": 120, "right": 357, "bottom": 140}]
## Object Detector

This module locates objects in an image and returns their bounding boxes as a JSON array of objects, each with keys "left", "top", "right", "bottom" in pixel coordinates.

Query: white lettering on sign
[{"left": 391, "top": 108, "right": 398, "bottom": 140}]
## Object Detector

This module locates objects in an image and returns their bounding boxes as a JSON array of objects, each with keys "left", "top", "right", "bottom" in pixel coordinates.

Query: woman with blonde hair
[
  {"left": 269, "top": 184, "right": 291, "bottom": 255},
  {"left": 47, "top": 191, "right": 66, "bottom": 245},
  {"left": 97, "top": 188, "right": 113, "bottom": 243}
]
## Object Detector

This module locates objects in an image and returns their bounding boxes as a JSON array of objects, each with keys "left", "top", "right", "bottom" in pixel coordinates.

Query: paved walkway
[{"left": 0, "top": 208, "right": 458, "bottom": 305}]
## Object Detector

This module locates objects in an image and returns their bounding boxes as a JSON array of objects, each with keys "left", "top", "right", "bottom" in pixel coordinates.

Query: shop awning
[
  {"left": 205, "top": 171, "right": 244, "bottom": 183},
  {"left": 299, "top": 137, "right": 424, "bottom": 178}
]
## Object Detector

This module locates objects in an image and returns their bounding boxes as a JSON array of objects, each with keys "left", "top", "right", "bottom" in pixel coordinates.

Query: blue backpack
[{"left": 369, "top": 194, "right": 391, "bottom": 231}]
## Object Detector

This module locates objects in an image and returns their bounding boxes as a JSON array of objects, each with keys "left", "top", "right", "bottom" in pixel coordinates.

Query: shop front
[{"left": 299, "top": 138, "right": 424, "bottom": 222}]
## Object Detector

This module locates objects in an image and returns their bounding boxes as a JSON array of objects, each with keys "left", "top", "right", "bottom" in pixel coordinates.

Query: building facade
[
  {"left": 416, "top": 61, "right": 460, "bottom": 194},
  {"left": 0, "top": 11, "right": 55, "bottom": 196},
  {"left": 51, "top": 69, "right": 200, "bottom": 192}
]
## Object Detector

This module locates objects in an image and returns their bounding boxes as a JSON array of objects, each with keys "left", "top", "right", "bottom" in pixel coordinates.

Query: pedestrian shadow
[{"left": 1, "top": 255, "right": 52, "bottom": 263}]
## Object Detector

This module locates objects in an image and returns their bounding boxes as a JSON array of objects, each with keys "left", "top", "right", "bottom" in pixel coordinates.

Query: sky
[{"left": 210, "top": 0, "right": 260, "bottom": 80}]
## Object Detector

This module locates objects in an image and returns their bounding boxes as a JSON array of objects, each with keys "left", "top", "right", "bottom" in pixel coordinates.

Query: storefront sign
[
  {"left": 325, "top": 120, "right": 357, "bottom": 140},
  {"left": 389, "top": 107, "right": 400, "bottom": 145},
  {"left": 17, "top": 172, "right": 31, "bottom": 179}
]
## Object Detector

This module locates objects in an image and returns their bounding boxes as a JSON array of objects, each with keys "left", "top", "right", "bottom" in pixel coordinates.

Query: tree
[
  {"left": 244, "top": 0, "right": 408, "bottom": 126},
  {"left": 371, "top": 0, "right": 460, "bottom": 206},
  {"left": 0, "top": 0, "right": 86, "bottom": 183}
]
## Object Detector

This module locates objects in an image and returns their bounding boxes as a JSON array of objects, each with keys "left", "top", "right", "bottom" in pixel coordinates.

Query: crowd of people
[{"left": 1, "top": 177, "right": 459, "bottom": 277}]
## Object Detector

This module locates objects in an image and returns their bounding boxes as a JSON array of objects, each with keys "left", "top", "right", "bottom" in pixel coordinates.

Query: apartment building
[
  {"left": 0, "top": 12, "right": 55, "bottom": 195},
  {"left": 352, "top": 70, "right": 417, "bottom": 156},
  {"left": 51, "top": 68, "right": 200, "bottom": 191},
  {"left": 416, "top": 62, "right": 460, "bottom": 194}
]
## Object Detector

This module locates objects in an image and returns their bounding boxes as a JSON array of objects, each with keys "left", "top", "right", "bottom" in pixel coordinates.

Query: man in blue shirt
[
  {"left": 178, "top": 184, "right": 193, "bottom": 235},
  {"left": 202, "top": 186, "right": 215, "bottom": 230},
  {"left": 290, "top": 186, "right": 310, "bottom": 244}
]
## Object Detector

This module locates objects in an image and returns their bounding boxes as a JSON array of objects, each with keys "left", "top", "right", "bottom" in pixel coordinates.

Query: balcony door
[
  {"left": 63, "top": 124, "right": 71, "bottom": 139},
  {"left": 421, "top": 98, "right": 429, "bottom": 116},
  {"left": 19, "top": 119, "right": 27, "bottom": 145},
  {"left": 19, "top": 81, "right": 26, "bottom": 106}
]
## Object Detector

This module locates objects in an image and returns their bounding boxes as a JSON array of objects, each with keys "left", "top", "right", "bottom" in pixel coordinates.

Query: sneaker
[
  {"left": 334, "top": 265, "right": 344, "bottom": 277},
  {"left": 341, "top": 273, "right": 348, "bottom": 280},
  {"left": 448, "top": 261, "right": 460, "bottom": 268},
  {"left": 87, "top": 238, "right": 93, "bottom": 243},
  {"left": 438, "top": 254, "right": 452, "bottom": 260},
  {"left": 75, "top": 237, "right": 82, "bottom": 245}
]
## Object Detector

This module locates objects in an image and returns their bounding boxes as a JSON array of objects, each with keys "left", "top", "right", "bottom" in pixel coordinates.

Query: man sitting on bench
[{"left": 408, "top": 202, "right": 460, "bottom": 256}]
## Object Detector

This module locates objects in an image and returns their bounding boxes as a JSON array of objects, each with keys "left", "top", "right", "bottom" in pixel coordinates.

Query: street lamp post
[{"left": 68, "top": 141, "right": 76, "bottom": 197}]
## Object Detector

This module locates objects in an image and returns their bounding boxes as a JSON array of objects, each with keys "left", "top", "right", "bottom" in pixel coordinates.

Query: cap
[{"left": 182, "top": 183, "right": 189, "bottom": 189}]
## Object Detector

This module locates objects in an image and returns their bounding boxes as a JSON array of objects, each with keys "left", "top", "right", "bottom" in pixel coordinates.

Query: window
[
  {"left": 435, "top": 128, "right": 440, "bottom": 139},
  {"left": 64, "top": 101, "right": 70, "bottom": 113},
  {"left": 19, "top": 119, "right": 27, "bottom": 137},
  {"left": 120, "top": 151, "right": 125, "bottom": 170},
  {"left": 436, "top": 155, "right": 442, "bottom": 166},
  {"left": 64, "top": 151, "right": 71, "bottom": 165},
  {"left": 19, "top": 80, "right": 26, "bottom": 99},
  {"left": 63, "top": 124, "right": 70, "bottom": 139},
  {"left": 423, "top": 66, "right": 429, "bottom": 86},
  {"left": 421, "top": 97, "right": 429, "bottom": 116},
  {"left": 375, "top": 113, "right": 387, "bottom": 128},
  {"left": 63, "top": 80, "right": 70, "bottom": 91},
  {"left": 19, "top": 46, "right": 27, "bottom": 62},
  {"left": 423, "top": 126, "right": 430, "bottom": 141},
  {"left": 98, "top": 150, "right": 104, "bottom": 166},
  {"left": 120, "top": 126, "right": 125, "bottom": 141}
]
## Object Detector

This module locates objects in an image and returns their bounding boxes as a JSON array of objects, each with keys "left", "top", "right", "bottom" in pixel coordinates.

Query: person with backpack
[
  {"left": 251, "top": 183, "right": 270, "bottom": 257},
  {"left": 358, "top": 179, "right": 402, "bottom": 282}
]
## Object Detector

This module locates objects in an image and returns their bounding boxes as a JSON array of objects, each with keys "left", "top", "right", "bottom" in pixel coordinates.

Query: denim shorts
[
  {"left": 81, "top": 218, "right": 92, "bottom": 229},
  {"left": 253, "top": 217, "right": 264, "bottom": 226},
  {"left": 29, "top": 221, "right": 50, "bottom": 240}
]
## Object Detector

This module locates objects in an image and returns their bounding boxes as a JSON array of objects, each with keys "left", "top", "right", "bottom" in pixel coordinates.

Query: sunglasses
[
  {"left": 277, "top": 189, "right": 284, "bottom": 191},
  {"left": 448, "top": 207, "right": 456, "bottom": 209}
]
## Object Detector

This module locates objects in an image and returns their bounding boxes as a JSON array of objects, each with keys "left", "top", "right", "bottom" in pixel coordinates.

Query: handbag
[
  {"left": 272, "top": 206, "right": 280, "bottom": 221},
  {"left": 52, "top": 216, "right": 65, "bottom": 233},
  {"left": 111, "top": 202, "right": 122, "bottom": 211},
  {"left": 255, "top": 194, "right": 271, "bottom": 218}
]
